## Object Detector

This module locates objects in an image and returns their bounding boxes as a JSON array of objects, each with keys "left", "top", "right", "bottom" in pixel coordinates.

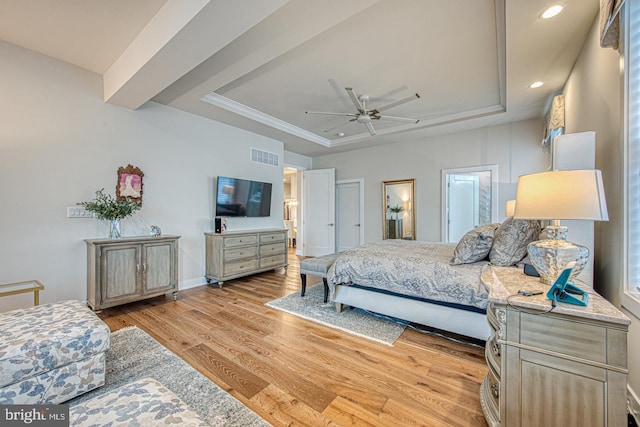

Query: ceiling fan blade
[
  {"left": 306, "top": 111, "right": 358, "bottom": 117},
  {"left": 373, "top": 93, "right": 421, "bottom": 113},
  {"left": 323, "top": 120, "right": 355, "bottom": 133},
  {"left": 345, "top": 87, "right": 364, "bottom": 112},
  {"left": 376, "top": 115, "right": 420, "bottom": 124},
  {"left": 364, "top": 121, "right": 376, "bottom": 136}
]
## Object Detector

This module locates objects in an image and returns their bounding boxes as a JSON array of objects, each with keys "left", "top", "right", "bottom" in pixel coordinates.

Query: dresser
[
  {"left": 480, "top": 267, "right": 630, "bottom": 427},
  {"left": 204, "top": 229, "right": 288, "bottom": 287},
  {"left": 86, "top": 235, "right": 180, "bottom": 311}
]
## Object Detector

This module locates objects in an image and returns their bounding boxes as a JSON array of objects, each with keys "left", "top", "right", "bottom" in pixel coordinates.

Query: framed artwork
[{"left": 116, "top": 164, "right": 144, "bottom": 206}]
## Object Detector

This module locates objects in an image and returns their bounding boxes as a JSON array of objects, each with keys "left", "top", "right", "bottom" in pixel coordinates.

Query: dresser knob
[{"left": 492, "top": 342, "right": 500, "bottom": 357}]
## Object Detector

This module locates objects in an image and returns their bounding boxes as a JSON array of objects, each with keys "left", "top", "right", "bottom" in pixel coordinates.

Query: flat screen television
[{"left": 215, "top": 176, "right": 272, "bottom": 217}]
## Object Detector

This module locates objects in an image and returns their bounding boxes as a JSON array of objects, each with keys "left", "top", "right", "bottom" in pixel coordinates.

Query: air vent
[{"left": 250, "top": 148, "right": 279, "bottom": 167}]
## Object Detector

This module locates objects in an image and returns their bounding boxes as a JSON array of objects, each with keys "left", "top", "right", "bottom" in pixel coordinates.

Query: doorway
[
  {"left": 441, "top": 165, "right": 498, "bottom": 242},
  {"left": 336, "top": 179, "right": 364, "bottom": 252}
]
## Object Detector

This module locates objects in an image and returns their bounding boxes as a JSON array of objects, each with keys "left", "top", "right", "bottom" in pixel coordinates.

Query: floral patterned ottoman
[
  {"left": 70, "top": 378, "right": 210, "bottom": 426},
  {"left": 0, "top": 300, "right": 110, "bottom": 404}
]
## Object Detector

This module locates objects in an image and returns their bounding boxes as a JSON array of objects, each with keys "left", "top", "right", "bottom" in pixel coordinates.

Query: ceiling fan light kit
[{"left": 306, "top": 86, "right": 421, "bottom": 136}]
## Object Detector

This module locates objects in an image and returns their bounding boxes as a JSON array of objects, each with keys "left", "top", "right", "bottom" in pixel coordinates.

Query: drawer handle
[
  {"left": 491, "top": 383, "right": 499, "bottom": 399},
  {"left": 492, "top": 342, "right": 500, "bottom": 357}
]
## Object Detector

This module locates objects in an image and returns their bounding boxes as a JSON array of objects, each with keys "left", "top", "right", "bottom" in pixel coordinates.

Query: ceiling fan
[{"left": 305, "top": 87, "right": 421, "bottom": 136}]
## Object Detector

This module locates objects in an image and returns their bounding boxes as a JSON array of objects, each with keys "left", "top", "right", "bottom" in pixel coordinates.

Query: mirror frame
[{"left": 382, "top": 179, "right": 416, "bottom": 240}]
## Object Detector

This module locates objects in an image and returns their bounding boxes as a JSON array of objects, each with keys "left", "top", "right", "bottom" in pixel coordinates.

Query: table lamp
[
  {"left": 505, "top": 199, "right": 516, "bottom": 217},
  {"left": 513, "top": 169, "right": 608, "bottom": 284}
]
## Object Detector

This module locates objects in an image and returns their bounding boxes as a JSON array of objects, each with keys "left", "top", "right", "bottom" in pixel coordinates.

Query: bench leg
[
  {"left": 322, "top": 278, "right": 329, "bottom": 303},
  {"left": 335, "top": 302, "right": 343, "bottom": 313},
  {"left": 300, "top": 274, "right": 307, "bottom": 297}
]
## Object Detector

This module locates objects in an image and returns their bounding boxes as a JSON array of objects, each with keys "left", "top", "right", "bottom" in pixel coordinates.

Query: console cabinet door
[
  {"left": 100, "top": 244, "right": 140, "bottom": 305},
  {"left": 142, "top": 241, "right": 176, "bottom": 293}
]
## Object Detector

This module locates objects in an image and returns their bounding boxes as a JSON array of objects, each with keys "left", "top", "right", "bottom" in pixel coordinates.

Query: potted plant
[
  {"left": 79, "top": 188, "right": 141, "bottom": 238},
  {"left": 389, "top": 204, "right": 404, "bottom": 219}
]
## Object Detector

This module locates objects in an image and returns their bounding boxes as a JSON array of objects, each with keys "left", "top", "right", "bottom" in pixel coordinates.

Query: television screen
[{"left": 215, "top": 176, "right": 272, "bottom": 217}]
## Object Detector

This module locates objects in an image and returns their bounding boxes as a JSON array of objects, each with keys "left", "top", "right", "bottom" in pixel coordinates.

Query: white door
[
  {"left": 336, "top": 179, "right": 364, "bottom": 252},
  {"left": 448, "top": 174, "right": 479, "bottom": 242},
  {"left": 303, "top": 169, "right": 336, "bottom": 256}
]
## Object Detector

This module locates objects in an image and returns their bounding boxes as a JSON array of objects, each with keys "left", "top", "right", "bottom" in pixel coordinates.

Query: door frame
[
  {"left": 336, "top": 178, "right": 365, "bottom": 250},
  {"left": 441, "top": 164, "right": 498, "bottom": 242}
]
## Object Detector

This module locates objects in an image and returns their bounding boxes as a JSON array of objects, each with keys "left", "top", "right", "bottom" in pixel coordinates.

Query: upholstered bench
[
  {"left": 0, "top": 300, "right": 110, "bottom": 404},
  {"left": 300, "top": 253, "right": 340, "bottom": 303},
  {"left": 70, "top": 378, "right": 209, "bottom": 427}
]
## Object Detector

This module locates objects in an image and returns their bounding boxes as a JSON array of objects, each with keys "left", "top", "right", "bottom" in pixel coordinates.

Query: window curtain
[
  {"left": 600, "top": 0, "right": 627, "bottom": 49},
  {"left": 542, "top": 95, "right": 565, "bottom": 147}
]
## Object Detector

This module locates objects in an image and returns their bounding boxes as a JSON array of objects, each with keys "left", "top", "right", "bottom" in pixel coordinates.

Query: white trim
[
  {"left": 201, "top": 92, "right": 331, "bottom": 146},
  {"left": 441, "top": 164, "right": 499, "bottom": 242}
]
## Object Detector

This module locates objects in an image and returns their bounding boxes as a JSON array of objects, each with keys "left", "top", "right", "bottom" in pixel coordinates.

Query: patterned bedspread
[{"left": 327, "top": 240, "right": 490, "bottom": 310}]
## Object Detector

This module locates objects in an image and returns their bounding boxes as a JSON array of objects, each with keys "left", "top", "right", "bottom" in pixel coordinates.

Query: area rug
[
  {"left": 68, "top": 326, "right": 269, "bottom": 427},
  {"left": 266, "top": 284, "right": 407, "bottom": 345}
]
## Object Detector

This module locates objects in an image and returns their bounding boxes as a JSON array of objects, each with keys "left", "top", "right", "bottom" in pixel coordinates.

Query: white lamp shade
[
  {"left": 505, "top": 200, "right": 516, "bottom": 217},
  {"left": 514, "top": 170, "right": 609, "bottom": 221}
]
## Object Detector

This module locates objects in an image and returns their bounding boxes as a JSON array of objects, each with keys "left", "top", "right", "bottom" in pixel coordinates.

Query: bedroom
[{"left": 0, "top": 0, "right": 638, "bottom": 425}]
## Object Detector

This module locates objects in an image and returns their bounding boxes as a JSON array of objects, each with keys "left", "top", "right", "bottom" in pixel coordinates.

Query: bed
[{"left": 326, "top": 219, "right": 541, "bottom": 341}]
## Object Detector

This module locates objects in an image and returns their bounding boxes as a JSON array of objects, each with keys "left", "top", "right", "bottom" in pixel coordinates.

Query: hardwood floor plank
[{"left": 98, "top": 248, "right": 489, "bottom": 427}]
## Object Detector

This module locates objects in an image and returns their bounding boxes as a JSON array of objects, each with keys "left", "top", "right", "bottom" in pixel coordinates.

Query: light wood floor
[{"left": 98, "top": 248, "right": 489, "bottom": 426}]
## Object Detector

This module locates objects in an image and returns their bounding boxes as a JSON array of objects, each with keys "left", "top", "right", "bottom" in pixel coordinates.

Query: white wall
[
  {"left": 562, "top": 14, "right": 640, "bottom": 415},
  {"left": 312, "top": 119, "right": 549, "bottom": 242},
  {"left": 0, "top": 41, "right": 285, "bottom": 310}
]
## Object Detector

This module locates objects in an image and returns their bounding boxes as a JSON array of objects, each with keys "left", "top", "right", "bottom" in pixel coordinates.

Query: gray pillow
[
  {"left": 451, "top": 223, "right": 500, "bottom": 265},
  {"left": 489, "top": 217, "right": 541, "bottom": 266}
]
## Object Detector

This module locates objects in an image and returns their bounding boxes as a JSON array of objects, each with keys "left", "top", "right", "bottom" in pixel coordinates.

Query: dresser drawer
[
  {"left": 224, "top": 246, "right": 258, "bottom": 261},
  {"left": 260, "top": 254, "right": 286, "bottom": 269},
  {"left": 223, "top": 235, "right": 258, "bottom": 248},
  {"left": 224, "top": 259, "right": 259, "bottom": 276},
  {"left": 259, "top": 232, "right": 286, "bottom": 243},
  {"left": 485, "top": 334, "right": 501, "bottom": 376},
  {"left": 260, "top": 242, "right": 286, "bottom": 257}
]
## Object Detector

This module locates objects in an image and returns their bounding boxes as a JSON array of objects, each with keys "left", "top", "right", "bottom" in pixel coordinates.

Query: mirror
[
  {"left": 441, "top": 165, "right": 498, "bottom": 242},
  {"left": 383, "top": 179, "right": 416, "bottom": 240}
]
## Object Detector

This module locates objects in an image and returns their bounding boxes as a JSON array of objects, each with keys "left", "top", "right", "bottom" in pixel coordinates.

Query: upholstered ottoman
[
  {"left": 0, "top": 300, "right": 110, "bottom": 404},
  {"left": 300, "top": 253, "right": 340, "bottom": 303},
  {"left": 70, "top": 378, "right": 209, "bottom": 427}
]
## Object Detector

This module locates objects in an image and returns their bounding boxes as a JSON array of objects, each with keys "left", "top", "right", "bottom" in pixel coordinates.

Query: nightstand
[{"left": 480, "top": 267, "right": 630, "bottom": 427}]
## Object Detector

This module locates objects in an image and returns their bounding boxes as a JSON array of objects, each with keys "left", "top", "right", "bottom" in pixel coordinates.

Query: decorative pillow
[
  {"left": 489, "top": 217, "right": 541, "bottom": 266},
  {"left": 451, "top": 223, "right": 500, "bottom": 265}
]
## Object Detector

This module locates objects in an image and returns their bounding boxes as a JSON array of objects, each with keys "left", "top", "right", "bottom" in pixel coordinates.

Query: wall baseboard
[{"left": 629, "top": 384, "right": 640, "bottom": 424}]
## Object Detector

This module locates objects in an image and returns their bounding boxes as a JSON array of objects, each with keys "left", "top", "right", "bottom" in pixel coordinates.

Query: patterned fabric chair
[{"left": 0, "top": 300, "right": 110, "bottom": 404}]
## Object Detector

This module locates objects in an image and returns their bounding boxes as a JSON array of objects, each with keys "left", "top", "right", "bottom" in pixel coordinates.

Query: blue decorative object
[{"left": 546, "top": 262, "right": 589, "bottom": 307}]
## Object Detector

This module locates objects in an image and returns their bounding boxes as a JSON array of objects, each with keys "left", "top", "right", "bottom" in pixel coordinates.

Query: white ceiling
[{"left": 0, "top": 0, "right": 598, "bottom": 157}]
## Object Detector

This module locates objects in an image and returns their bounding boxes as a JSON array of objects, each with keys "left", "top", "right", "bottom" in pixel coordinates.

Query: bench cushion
[{"left": 300, "top": 253, "right": 340, "bottom": 277}]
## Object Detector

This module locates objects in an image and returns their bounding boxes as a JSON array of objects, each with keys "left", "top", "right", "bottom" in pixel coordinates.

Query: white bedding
[{"left": 327, "top": 240, "right": 491, "bottom": 310}]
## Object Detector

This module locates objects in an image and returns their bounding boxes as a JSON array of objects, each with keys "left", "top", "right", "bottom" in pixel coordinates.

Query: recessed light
[
  {"left": 336, "top": 132, "right": 345, "bottom": 137},
  {"left": 541, "top": 5, "right": 564, "bottom": 19},
  {"left": 529, "top": 81, "right": 544, "bottom": 89}
]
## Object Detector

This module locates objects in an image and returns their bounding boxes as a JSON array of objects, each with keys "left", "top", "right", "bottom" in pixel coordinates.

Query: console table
[
  {"left": 86, "top": 235, "right": 180, "bottom": 311},
  {"left": 205, "top": 229, "right": 288, "bottom": 287},
  {"left": 480, "top": 267, "right": 629, "bottom": 427}
]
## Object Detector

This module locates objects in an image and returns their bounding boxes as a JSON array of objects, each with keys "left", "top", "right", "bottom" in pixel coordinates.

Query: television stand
[{"left": 204, "top": 229, "right": 288, "bottom": 287}]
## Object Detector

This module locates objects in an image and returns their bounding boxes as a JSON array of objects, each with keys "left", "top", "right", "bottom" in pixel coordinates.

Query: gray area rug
[
  {"left": 266, "top": 284, "right": 407, "bottom": 345},
  {"left": 68, "top": 326, "right": 269, "bottom": 427}
]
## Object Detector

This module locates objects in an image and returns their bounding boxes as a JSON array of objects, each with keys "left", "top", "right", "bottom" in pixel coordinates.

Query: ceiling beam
[{"left": 103, "top": 0, "right": 289, "bottom": 109}]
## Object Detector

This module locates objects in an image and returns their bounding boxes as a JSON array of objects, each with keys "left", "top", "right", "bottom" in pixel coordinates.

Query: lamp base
[{"left": 527, "top": 239, "right": 589, "bottom": 284}]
